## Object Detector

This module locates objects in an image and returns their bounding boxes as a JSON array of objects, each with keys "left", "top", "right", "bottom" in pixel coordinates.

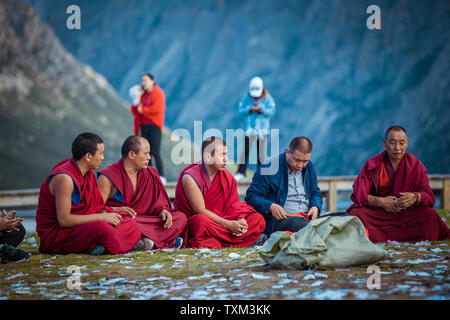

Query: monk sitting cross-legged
[
  {"left": 98, "top": 136, "right": 187, "bottom": 249},
  {"left": 173, "top": 136, "right": 266, "bottom": 248},
  {"left": 347, "top": 126, "right": 449, "bottom": 243},
  {"left": 36, "top": 133, "right": 142, "bottom": 255}
]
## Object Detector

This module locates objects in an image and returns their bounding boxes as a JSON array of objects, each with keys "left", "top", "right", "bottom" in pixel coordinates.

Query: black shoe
[{"left": 0, "top": 244, "right": 31, "bottom": 263}]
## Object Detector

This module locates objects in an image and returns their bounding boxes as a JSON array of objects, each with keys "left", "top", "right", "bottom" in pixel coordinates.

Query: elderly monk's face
[
  {"left": 89, "top": 143, "right": 104, "bottom": 170},
  {"left": 141, "top": 75, "right": 155, "bottom": 92},
  {"left": 384, "top": 130, "right": 408, "bottom": 161},
  {"left": 204, "top": 143, "right": 228, "bottom": 171},
  {"left": 133, "top": 140, "right": 151, "bottom": 170},
  {"left": 285, "top": 149, "right": 311, "bottom": 174}
]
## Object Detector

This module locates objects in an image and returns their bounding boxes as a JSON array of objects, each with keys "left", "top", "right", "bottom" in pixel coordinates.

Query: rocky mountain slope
[
  {"left": 0, "top": 0, "right": 195, "bottom": 189},
  {"left": 16, "top": 0, "right": 450, "bottom": 176}
]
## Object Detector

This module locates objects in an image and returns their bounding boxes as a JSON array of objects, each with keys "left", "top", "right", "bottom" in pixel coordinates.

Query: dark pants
[
  {"left": 237, "top": 136, "right": 265, "bottom": 175},
  {"left": 272, "top": 217, "right": 309, "bottom": 233},
  {"left": 0, "top": 224, "right": 26, "bottom": 247},
  {"left": 141, "top": 123, "right": 164, "bottom": 176},
  {"left": 271, "top": 211, "right": 350, "bottom": 234}
]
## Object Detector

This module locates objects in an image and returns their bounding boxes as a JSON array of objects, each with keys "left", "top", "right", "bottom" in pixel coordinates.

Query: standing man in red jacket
[{"left": 130, "top": 73, "right": 166, "bottom": 184}]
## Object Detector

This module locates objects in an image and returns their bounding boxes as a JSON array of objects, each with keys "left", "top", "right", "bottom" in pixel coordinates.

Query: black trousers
[
  {"left": 237, "top": 136, "right": 265, "bottom": 175},
  {"left": 271, "top": 211, "right": 349, "bottom": 234},
  {"left": 0, "top": 224, "right": 26, "bottom": 247},
  {"left": 140, "top": 123, "right": 164, "bottom": 176},
  {"left": 272, "top": 217, "right": 309, "bottom": 233}
]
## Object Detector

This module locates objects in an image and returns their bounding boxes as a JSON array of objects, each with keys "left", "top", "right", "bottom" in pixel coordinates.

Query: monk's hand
[
  {"left": 381, "top": 196, "right": 402, "bottom": 214},
  {"left": 238, "top": 218, "right": 248, "bottom": 229},
  {"left": 137, "top": 103, "right": 143, "bottom": 113},
  {"left": 114, "top": 206, "right": 137, "bottom": 218},
  {"left": 227, "top": 220, "right": 246, "bottom": 236},
  {"left": 100, "top": 212, "right": 122, "bottom": 227},
  {"left": 307, "top": 206, "right": 319, "bottom": 221},
  {"left": 270, "top": 203, "right": 288, "bottom": 220},
  {"left": 397, "top": 192, "right": 416, "bottom": 209},
  {"left": 159, "top": 209, "right": 173, "bottom": 229},
  {"left": 232, "top": 218, "right": 248, "bottom": 237}
]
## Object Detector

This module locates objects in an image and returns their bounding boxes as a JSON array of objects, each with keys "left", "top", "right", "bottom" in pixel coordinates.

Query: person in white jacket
[{"left": 234, "top": 76, "right": 276, "bottom": 181}]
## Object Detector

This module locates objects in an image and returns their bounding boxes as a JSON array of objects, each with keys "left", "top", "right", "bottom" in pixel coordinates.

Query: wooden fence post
[
  {"left": 442, "top": 178, "right": 450, "bottom": 210},
  {"left": 326, "top": 181, "right": 337, "bottom": 212}
]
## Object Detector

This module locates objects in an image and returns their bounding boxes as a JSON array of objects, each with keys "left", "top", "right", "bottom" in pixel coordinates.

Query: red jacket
[{"left": 131, "top": 85, "right": 165, "bottom": 134}]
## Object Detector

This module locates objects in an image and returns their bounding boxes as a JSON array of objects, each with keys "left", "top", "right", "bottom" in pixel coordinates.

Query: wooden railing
[{"left": 1, "top": 175, "right": 449, "bottom": 212}]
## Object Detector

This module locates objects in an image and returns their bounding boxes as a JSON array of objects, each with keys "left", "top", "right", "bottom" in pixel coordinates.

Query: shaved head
[
  {"left": 288, "top": 136, "right": 313, "bottom": 154},
  {"left": 121, "top": 135, "right": 148, "bottom": 159},
  {"left": 385, "top": 125, "right": 407, "bottom": 139}
]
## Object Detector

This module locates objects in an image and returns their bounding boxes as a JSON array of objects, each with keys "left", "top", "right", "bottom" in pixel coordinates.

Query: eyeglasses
[{"left": 250, "top": 86, "right": 261, "bottom": 91}]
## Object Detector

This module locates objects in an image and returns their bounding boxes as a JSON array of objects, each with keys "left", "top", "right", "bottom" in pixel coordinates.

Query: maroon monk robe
[
  {"left": 347, "top": 151, "right": 449, "bottom": 243},
  {"left": 98, "top": 159, "right": 188, "bottom": 248},
  {"left": 36, "top": 158, "right": 141, "bottom": 254},
  {"left": 173, "top": 162, "right": 266, "bottom": 248}
]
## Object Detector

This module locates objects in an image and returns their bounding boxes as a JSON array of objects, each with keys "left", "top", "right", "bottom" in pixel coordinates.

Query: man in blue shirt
[{"left": 245, "top": 137, "right": 322, "bottom": 242}]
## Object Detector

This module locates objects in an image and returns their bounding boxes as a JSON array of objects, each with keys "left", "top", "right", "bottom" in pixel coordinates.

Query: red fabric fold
[
  {"left": 99, "top": 159, "right": 187, "bottom": 248},
  {"left": 36, "top": 158, "right": 141, "bottom": 254},
  {"left": 174, "top": 162, "right": 265, "bottom": 248}
]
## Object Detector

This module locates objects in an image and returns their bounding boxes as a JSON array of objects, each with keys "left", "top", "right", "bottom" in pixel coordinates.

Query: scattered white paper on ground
[
  {"left": 251, "top": 273, "right": 272, "bottom": 280},
  {"left": 145, "top": 276, "right": 171, "bottom": 282},
  {"left": 4, "top": 273, "right": 26, "bottom": 280},
  {"left": 314, "top": 272, "right": 328, "bottom": 279},
  {"left": 310, "top": 280, "right": 324, "bottom": 287},
  {"left": 313, "top": 289, "right": 348, "bottom": 300}
]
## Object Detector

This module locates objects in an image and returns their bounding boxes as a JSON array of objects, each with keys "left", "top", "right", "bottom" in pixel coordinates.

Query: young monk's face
[
  {"left": 204, "top": 143, "right": 228, "bottom": 171},
  {"left": 134, "top": 140, "right": 151, "bottom": 169},
  {"left": 384, "top": 130, "right": 408, "bottom": 161},
  {"left": 88, "top": 143, "right": 104, "bottom": 170},
  {"left": 285, "top": 149, "right": 311, "bottom": 174}
]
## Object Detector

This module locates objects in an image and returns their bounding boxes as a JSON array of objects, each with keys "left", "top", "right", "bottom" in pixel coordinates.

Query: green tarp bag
[{"left": 259, "top": 216, "right": 387, "bottom": 270}]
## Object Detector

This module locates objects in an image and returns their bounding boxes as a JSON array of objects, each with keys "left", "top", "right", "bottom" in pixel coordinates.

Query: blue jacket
[
  {"left": 238, "top": 92, "right": 275, "bottom": 135},
  {"left": 245, "top": 152, "right": 323, "bottom": 234}
]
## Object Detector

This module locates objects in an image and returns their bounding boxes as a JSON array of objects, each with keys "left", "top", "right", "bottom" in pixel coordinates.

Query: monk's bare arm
[
  {"left": 50, "top": 174, "right": 122, "bottom": 227},
  {"left": 367, "top": 195, "right": 381, "bottom": 207},
  {"left": 182, "top": 174, "right": 229, "bottom": 227},
  {"left": 97, "top": 175, "right": 136, "bottom": 218},
  {"left": 182, "top": 175, "right": 247, "bottom": 235},
  {"left": 50, "top": 174, "right": 102, "bottom": 227},
  {"left": 97, "top": 174, "right": 117, "bottom": 204}
]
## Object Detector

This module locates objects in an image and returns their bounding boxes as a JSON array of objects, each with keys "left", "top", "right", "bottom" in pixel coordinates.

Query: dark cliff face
[
  {"left": 0, "top": 0, "right": 135, "bottom": 189},
  {"left": 13, "top": 0, "right": 450, "bottom": 180}
]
